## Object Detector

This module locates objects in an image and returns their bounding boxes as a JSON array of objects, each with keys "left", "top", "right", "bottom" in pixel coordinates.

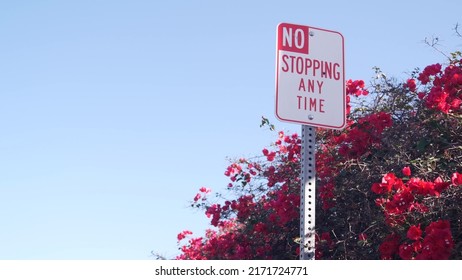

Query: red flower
[
  {"left": 407, "top": 225, "right": 422, "bottom": 241},
  {"left": 425, "top": 63, "right": 442, "bottom": 75},
  {"left": 402, "top": 166, "right": 411, "bottom": 177},
  {"left": 177, "top": 230, "right": 193, "bottom": 241},
  {"left": 433, "top": 177, "right": 450, "bottom": 196},
  {"left": 405, "top": 79, "right": 417, "bottom": 92},
  {"left": 379, "top": 234, "right": 400, "bottom": 259},
  {"left": 451, "top": 172, "right": 462, "bottom": 186},
  {"left": 253, "top": 222, "right": 267, "bottom": 234},
  {"left": 415, "top": 220, "right": 454, "bottom": 259},
  {"left": 411, "top": 240, "right": 422, "bottom": 253},
  {"left": 193, "top": 193, "right": 201, "bottom": 202},
  {"left": 199, "top": 187, "right": 211, "bottom": 193},
  {"left": 399, "top": 243, "right": 413, "bottom": 260},
  {"left": 418, "top": 63, "right": 442, "bottom": 85},
  {"left": 386, "top": 188, "right": 414, "bottom": 213},
  {"left": 266, "top": 151, "right": 276, "bottom": 161},
  {"left": 371, "top": 183, "right": 387, "bottom": 194},
  {"left": 346, "top": 79, "right": 369, "bottom": 96},
  {"left": 395, "top": 221, "right": 454, "bottom": 260},
  {"left": 450, "top": 98, "right": 462, "bottom": 110},
  {"left": 425, "top": 219, "right": 450, "bottom": 235},
  {"left": 382, "top": 173, "right": 397, "bottom": 186}
]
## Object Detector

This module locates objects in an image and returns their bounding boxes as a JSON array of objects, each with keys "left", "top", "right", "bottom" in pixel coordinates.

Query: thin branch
[
  {"left": 454, "top": 23, "right": 462, "bottom": 38},
  {"left": 424, "top": 36, "right": 451, "bottom": 59}
]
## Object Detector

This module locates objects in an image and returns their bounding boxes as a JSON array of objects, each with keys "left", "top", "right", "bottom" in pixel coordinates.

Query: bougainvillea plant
[{"left": 175, "top": 51, "right": 462, "bottom": 260}]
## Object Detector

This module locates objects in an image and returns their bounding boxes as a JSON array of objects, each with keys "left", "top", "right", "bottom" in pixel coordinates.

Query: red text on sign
[
  {"left": 297, "top": 96, "right": 325, "bottom": 113},
  {"left": 278, "top": 24, "right": 309, "bottom": 54},
  {"left": 281, "top": 54, "right": 341, "bottom": 80},
  {"left": 299, "top": 79, "right": 324, "bottom": 93}
]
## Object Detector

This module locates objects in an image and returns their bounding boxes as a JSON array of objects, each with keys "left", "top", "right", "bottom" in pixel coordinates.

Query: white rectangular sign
[{"left": 275, "top": 23, "right": 345, "bottom": 129}]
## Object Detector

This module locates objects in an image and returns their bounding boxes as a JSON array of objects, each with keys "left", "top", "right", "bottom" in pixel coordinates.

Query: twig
[
  {"left": 424, "top": 36, "right": 451, "bottom": 60},
  {"left": 454, "top": 23, "right": 462, "bottom": 38}
]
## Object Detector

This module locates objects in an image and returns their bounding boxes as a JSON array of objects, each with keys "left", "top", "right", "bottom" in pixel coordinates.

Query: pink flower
[
  {"left": 346, "top": 79, "right": 369, "bottom": 96},
  {"left": 266, "top": 151, "right": 276, "bottom": 161},
  {"left": 177, "top": 230, "right": 193, "bottom": 241},
  {"left": 199, "top": 187, "right": 211, "bottom": 193}
]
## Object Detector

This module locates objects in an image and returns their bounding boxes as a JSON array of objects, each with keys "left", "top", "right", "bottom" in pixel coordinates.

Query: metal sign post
[
  {"left": 275, "top": 22, "right": 345, "bottom": 260},
  {"left": 300, "top": 125, "right": 316, "bottom": 260}
]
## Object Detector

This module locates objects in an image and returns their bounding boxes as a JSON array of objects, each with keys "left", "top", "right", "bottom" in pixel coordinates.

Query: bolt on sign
[{"left": 275, "top": 23, "right": 346, "bottom": 129}]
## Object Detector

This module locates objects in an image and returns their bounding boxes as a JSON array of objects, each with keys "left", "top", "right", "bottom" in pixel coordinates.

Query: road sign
[
  {"left": 275, "top": 23, "right": 346, "bottom": 260},
  {"left": 275, "top": 23, "right": 345, "bottom": 129}
]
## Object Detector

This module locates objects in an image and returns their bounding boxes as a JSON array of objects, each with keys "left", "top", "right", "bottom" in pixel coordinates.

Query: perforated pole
[{"left": 300, "top": 125, "right": 316, "bottom": 260}]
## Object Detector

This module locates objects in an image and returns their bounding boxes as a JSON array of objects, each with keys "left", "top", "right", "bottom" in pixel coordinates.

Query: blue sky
[{"left": 0, "top": 0, "right": 461, "bottom": 259}]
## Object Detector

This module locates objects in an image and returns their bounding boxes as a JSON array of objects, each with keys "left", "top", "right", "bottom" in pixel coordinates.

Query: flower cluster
[
  {"left": 379, "top": 220, "right": 454, "bottom": 260},
  {"left": 175, "top": 56, "right": 462, "bottom": 260},
  {"left": 346, "top": 79, "right": 369, "bottom": 115},
  {"left": 417, "top": 59, "right": 462, "bottom": 113},
  {"left": 315, "top": 108, "right": 392, "bottom": 210},
  {"left": 346, "top": 79, "right": 369, "bottom": 97},
  {"left": 373, "top": 167, "right": 461, "bottom": 259},
  {"left": 193, "top": 187, "right": 211, "bottom": 202},
  {"left": 373, "top": 168, "right": 462, "bottom": 227},
  {"left": 404, "top": 78, "right": 417, "bottom": 92},
  {"left": 176, "top": 220, "right": 251, "bottom": 260},
  {"left": 398, "top": 220, "right": 454, "bottom": 260},
  {"left": 337, "top": 112, "right": 392, "bottom": 159},
  {"left": 176, "top": 130, "right": 302, "bottom": 259},
  {"left": 177, "top": 230, "right": 193, "bottom": 242}
]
